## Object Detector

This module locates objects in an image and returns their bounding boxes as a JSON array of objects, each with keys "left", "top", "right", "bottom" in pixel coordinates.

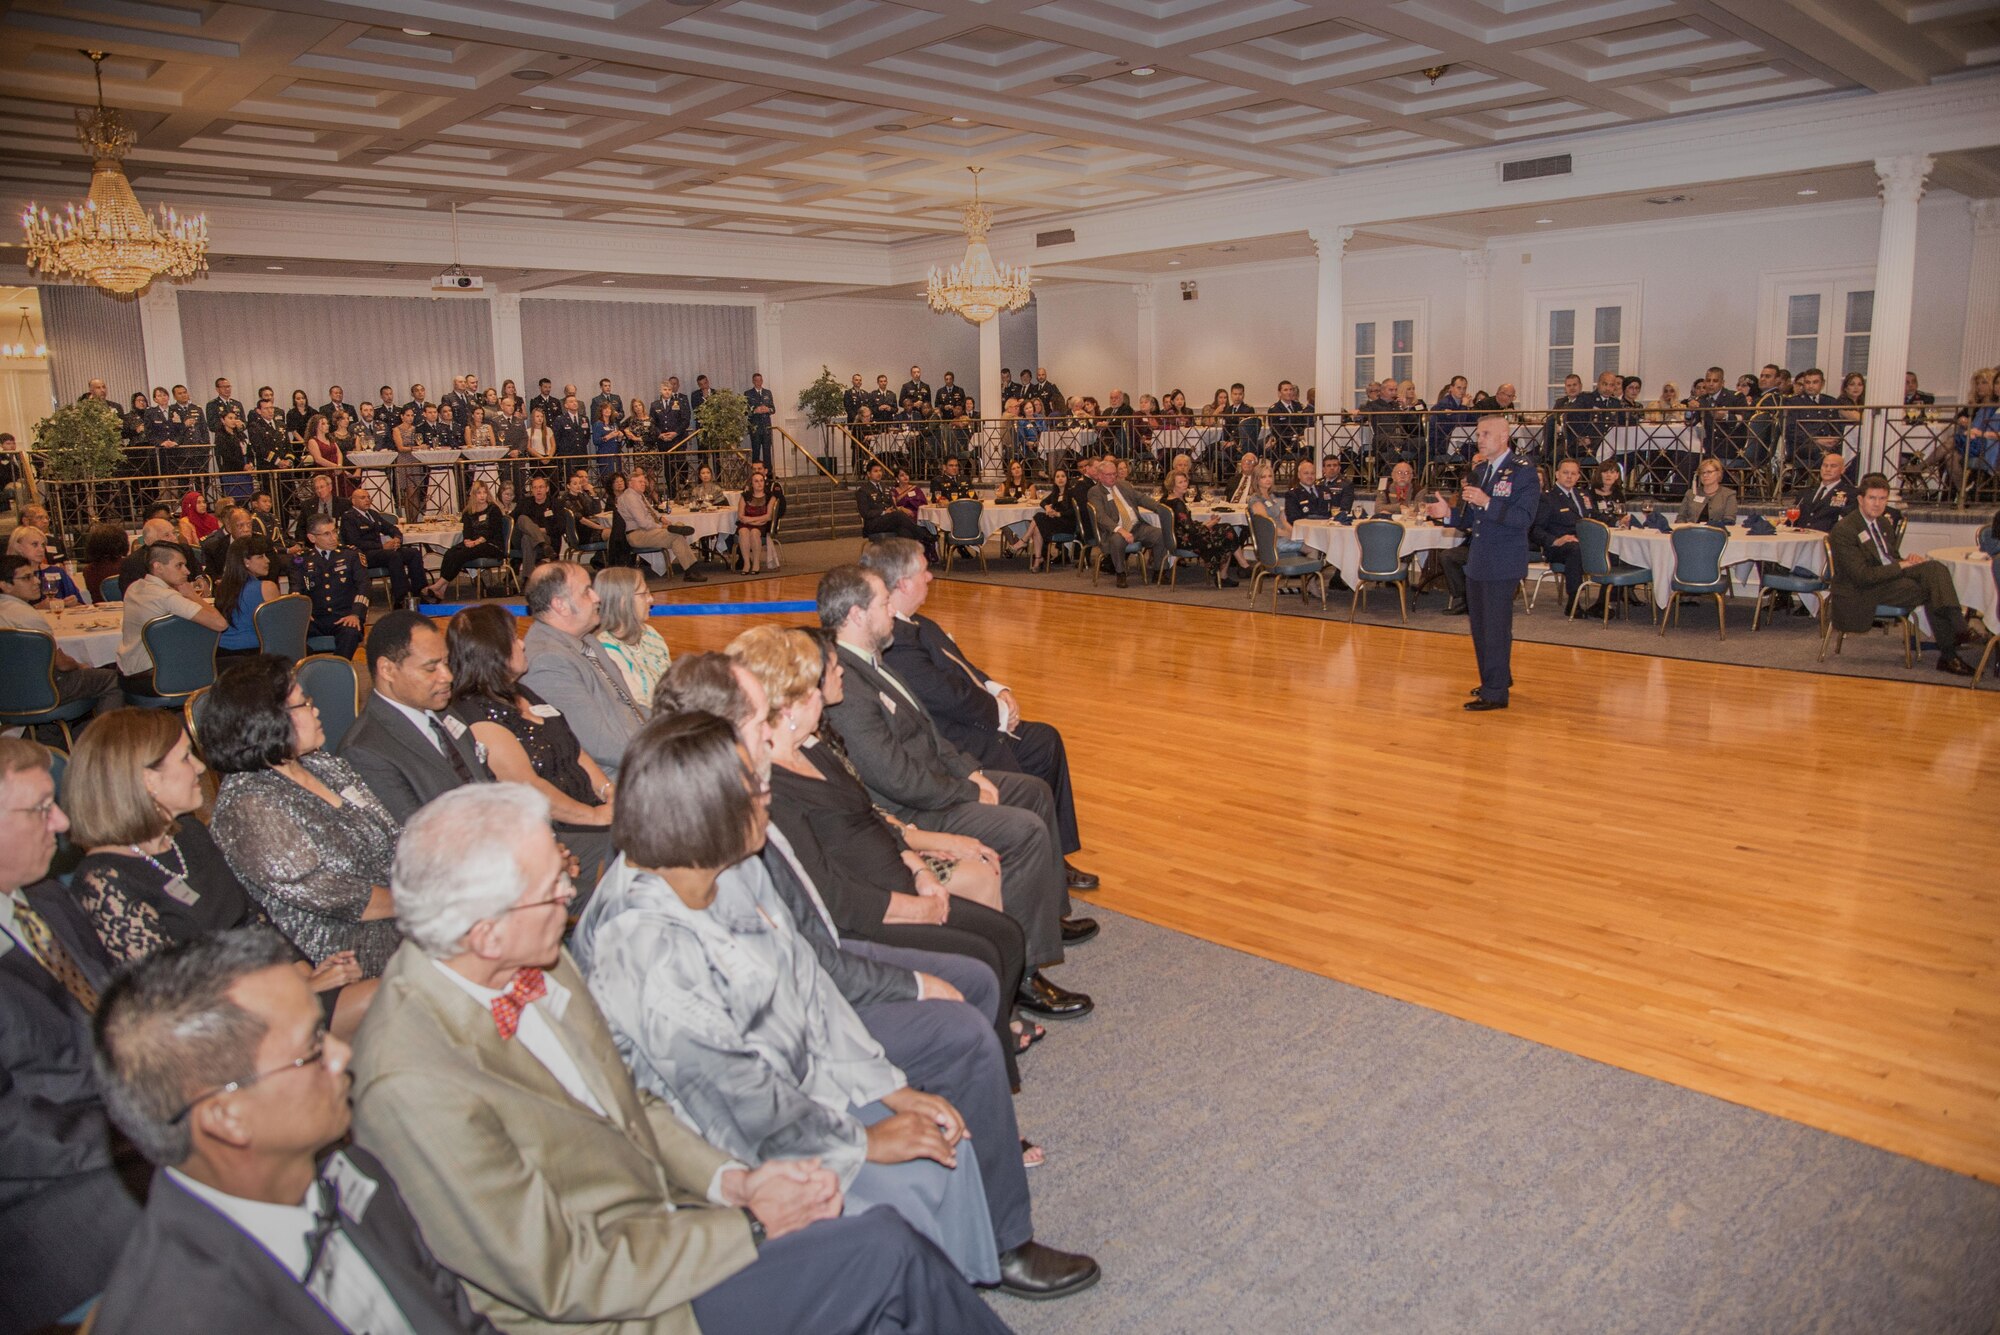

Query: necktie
[
  {"left": 1864, "top": 519, "right": 1892, "bottom": 565},
  {"left": 10, "top": 896, "right": 98, "bottom": 1012},
  {"left": 429, "top": 717, "right": 476, "bottom": 782},
  {"left": 304, "top": 1176, "right": 342, "bottom": 1284},
  {"left": 490, "top": 967, "right": 547, "bottom": 1040}
]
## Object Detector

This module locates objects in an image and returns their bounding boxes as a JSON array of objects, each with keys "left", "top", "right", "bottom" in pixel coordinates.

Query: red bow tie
[{"left": 490, "top": 968, "right": 547, "bottom": 1040}]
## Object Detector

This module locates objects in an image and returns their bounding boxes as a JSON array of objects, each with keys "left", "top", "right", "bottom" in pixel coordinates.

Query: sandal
[
  {"left": 1020, "top": 1138, "right": 1044, "bottom": 1168},
  {"left": 1011, "top": 1019, "right": 1046, "bottom": 1052}
]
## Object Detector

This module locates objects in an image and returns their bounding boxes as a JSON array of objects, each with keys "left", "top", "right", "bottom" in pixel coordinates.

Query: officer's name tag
[
  {"left": 162, "top": 876, "right": 200, "bottom": 907},
  {"left": 441, "top": 715, "right": 469, "bottom": 738},
  {"left": 879, "top": 691, "right": 898, "bottom": 715},
  {"left": 529, "top": 703, "right": 562, "bottom": 720}
]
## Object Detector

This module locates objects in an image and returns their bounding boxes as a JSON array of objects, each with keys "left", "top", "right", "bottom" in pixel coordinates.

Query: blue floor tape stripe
[{"left": 418, "top": 600, "right": 816, "bottom": 617}]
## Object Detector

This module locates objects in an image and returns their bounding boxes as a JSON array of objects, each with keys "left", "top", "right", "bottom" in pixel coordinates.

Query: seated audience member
[
  {"left": 1377, "top": 460, "right": 1421, "bottom": 516},
  {"left": 617, "top": 469, "right": 705, "bottom": 582},
  {"left": 17, "top": 504, "right": 67, "bottom": 563},
  {"left": 448, "top": 604, "right": 613, "bottom": 891},
  {"left": 339, "top": 610, "right": 493, "bottom": 824},
  {"left": 1244, "top": 463, "right": 1307, "bottom": 557},
  {"left": 1676, "top": 458, "right": 1739, "bottom": 525},
  {"left": 212, "top": 534, "right": 280, "bottom": 659},
  {"left": 118, "top": 517, "right": 195, "bottom": 592},
  {"left": 199, "top": 504, "right": 252, "bottom": 579},
  {"left": 294, "top": 512, "right": 370, "bottom": 660},
  {"left": 1587, "top": 461, "right": 1631, "bottom": 527},
  {"left": 1530, "top": 459, "right": 1592, "bottom": 609},
  {"left": 819, "top": 565, "right": 1086, "bottom": 1022},
  {"left": 80, "top": 522, "right": 131, "bottom": 600},
  {"left": 510, "top": 474, "right": 567, "bottom": 580},
  {"left": 736, "top": 471, "right": 777, "bottom": 574},
  {"left": 0, "top": 553, "right": 121, "bottom": 715},
  {"left": 579, "top": 714, "right": 1001, "bottom": 1288},
  {"left": 0, "top": 737, "right": 144, "bottom": 1333},
  {"left": 1159, "top": 470, "right": 1245, "bottom": 586},
  {"left": 1284, "top": 459, "right": 1335, "bottom": 521},
  {"left": 1087, "top": 455, "right": 1172, "bottom": 588},
  {"left": 564, "top": 467, "right": 612, "bottom": 552},
  {"left": 1226, "top": 451, "right": 1260, "bottom": 504},
  {"left": 1793, "top": 450, "right": 1859, "bottom": 532},
  {"left": 1783, "top": 367, "right": 1845, "bottom": 472},
  {"left": 117, "top": 543, "right": 229, "bottom": 696},
  {"left": 341, "top": 485, "right": 446, "bottom": 609},
  {"left": 1029, "top": 465, "right": 1080, "bottom": 572},
  {"left": 685, "top": 462, "right": 729, "bottom": 509},
  {"left": 8, "top": 524, "right": 82, "bottom": 607},
  {"left": 290, "top": 473, "right": 354, "bottom": 548},
  {"left": 89, "top": 929, "right": 501, "bottom": 1335},
  {"left": 177, "top": 491, "right": 220, "bottom": 551},
  {"left": 522, "top": 560, "right": 648, "bottom": 779},
  {"left": 855, "top": 460, "right": 939, "bottom": 563},
  {"left": 1829, "top": 475, "right": 1976, "bottom": 676},
  {"left": 932, "top": 456, "right": 977, "bottom": 502},
  {"left": 863, "top": 538, "right": 1097, "bottom": 893},
  {"left": 439, "top": 478, "right": 508, "bottom": 586},
  {"left": 595, "top": 565, "right": 672, "bottom": 703},
  {"left": 207, "top": 656, "right": 406, "bottom": 977},
  {"left": 348, "top": 783, "right": 1013, "bottom": 1335},
  {"left": 1318, "top": 454, "right": 1358, "bottom": 513}
]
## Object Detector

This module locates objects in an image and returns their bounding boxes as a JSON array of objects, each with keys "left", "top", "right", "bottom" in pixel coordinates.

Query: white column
[
  {"left": 137, "top": 284, "right": 185, "bottom": 392},
  {"left": 1863, "top": 153, "right": 1932, "bottom": 411},
  {"left": 1961, "top": 199, "right": 2000, "bottom": 393},
  {"left": 978, "top": 315, "right": 1001, "bottom": 424},
  {"left": 1309, "top": 226, "right": 1351, "bottom": 410},
  {"left": 1461, "top": 248, "right": 1491, "bottom": 393},
  {"left": 488, "top": 292, "right": 524, "bottom": 396},
  {"left": 1133, "top": 283, "right": 1157, "bottom": 397}
]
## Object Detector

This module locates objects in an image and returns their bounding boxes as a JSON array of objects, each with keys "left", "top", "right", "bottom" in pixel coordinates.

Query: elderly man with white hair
[{"left": 348, "top": 783, "right": 1010, "bottom": 1335}]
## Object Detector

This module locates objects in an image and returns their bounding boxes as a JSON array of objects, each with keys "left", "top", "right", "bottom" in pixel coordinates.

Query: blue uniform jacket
[{"left": 1448, "top": 451, "right": 1541, "bottom": 581}]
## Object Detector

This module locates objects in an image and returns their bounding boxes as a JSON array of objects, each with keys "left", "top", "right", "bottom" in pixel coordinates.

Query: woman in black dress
[
  {"left": 284, "top": 388, "right": 315, "bottom": 443},
  {"left": 445, "top": 603, "right": 615, "bottom": 891},
  {"left": 1029, "top": 465, "right": 1080, "bottom": 572},
  {"left": 1158, "top": 470, "right": 1242, "bottom": 586},
  {"left": 439, "top": 479, "right": 507, "bottom": 585}
]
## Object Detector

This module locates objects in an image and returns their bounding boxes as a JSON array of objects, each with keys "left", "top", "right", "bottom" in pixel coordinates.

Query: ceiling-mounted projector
[{"left": 432, "top": 265, "right": 483, "bottom": 292}]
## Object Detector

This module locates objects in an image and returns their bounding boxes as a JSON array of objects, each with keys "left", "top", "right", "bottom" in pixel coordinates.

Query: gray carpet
[
  {"left": 924, "top": 551, "right": 2000, "bottom": 690},
  {"left": 986, "top": 909, "right": 2000, "bottom": 1335}
]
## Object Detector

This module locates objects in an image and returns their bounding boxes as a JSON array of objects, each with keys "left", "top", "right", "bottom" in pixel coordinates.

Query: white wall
[
  {"left": 1152, "top": 263, "right": 1316, "bottom": 402},
  {"left": 1033, "top": 283, "right": 1140, "bottom": 401},
  {"left": 777, "top": 295, "right": 978, "bottom": 428}
]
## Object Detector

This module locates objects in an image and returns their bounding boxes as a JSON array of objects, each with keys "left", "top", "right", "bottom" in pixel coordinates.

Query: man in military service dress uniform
[
  {"left": 745, "top": 372, "right": 776, "bottom": 468},
  {"left": 340, "top": 487, "right": 443, "bottom": 609},
  {"left": 295, "top": 513, "right": 370, "bottom": 658},
  {"left": 652, "top": 377, "right": 692, "bottom": 450},
  {"left": 855, "top": 461, "right": 937, "bottom": 563},
  {"left": 1429, "top": 415, "right": 1540, "bottom": 712}
]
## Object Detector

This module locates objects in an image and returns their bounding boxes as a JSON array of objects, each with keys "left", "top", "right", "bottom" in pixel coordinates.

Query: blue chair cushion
[
  {"left": 1597, "top": 567, "right": 1653, "bottom": 588},
  {"left": 1, "top": 697, "right": 93, "bottom": 728},
  {"left": 306, "top": 636, "right": 340, "bottom": 652},
  {"left": 1762, "top": 569, "right": 1826, "bottom": 593},
  {"left": 1272, "top": 557, "right": 1324, "bottom": 577},
  {"left": 1873, "top": 603, "right": 1914, "bottom": 618}
]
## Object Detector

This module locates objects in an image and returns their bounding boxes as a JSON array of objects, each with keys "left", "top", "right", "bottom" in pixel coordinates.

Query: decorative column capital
[
  {"left": 1874, "top": 153, "right": 1934, "bottom": 205},
  {"left": 1971, "top": 198, "right": 2000, "bottom": 236},
  {"left": 1133, "top": 282, "right": 1155, "bottom": 310},
  {"left": 491, "top": 291, "right": 522, "bottom": 317},
  {"left": 137, "top": 284, "right": 179, "bottom": 312},
  {"left": 762, "top": 300, "right": 785, "bottom": 325},
  {"left": 1308, "top": 225, "right": 1354, "bottom": 259},
  {"left": 1459, "top": 247, "right": 1491, "bottom": 281}
]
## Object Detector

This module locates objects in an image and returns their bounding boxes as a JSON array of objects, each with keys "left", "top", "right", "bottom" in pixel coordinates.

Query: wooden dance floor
[{"left": 659, "top": 572, "right": 2000, "bottom": 1184}]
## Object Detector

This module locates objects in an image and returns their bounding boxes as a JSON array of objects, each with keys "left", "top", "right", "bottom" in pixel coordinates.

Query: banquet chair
[
  {"left": 942, "top": 498, "right": 989, "bottom": 573},
  {"left": 1569, "top": 520, "right": 1655, "bottom": 623},
  {"left": 1346, "top": 518, "right": 1405, "bottom": 621},
  {"left": 1820, "top": 603, "right": 1920, "bottom": 669},
  {"left": 1660, "top": 524, "right": 1731, "bottom": 639},
  {"left": 0, "top": 628, "right": 94, "bottom": 749},
  {"left": 100, "top": 574, "right": 122, "bottom": 602},
  {"left": 124, "top": 616, "right": 220, "bottom": 711},
  {"left": 1750, "top": 537, "right": 1829, "bottom": 632},
  {"left": 1518, "top": 557, "right": 1560, "bottom": 613},
  {"left": 253, "top": 592, "right": 313, "bottom": 661},
  {"left": 294, "top": 653, "right": 362, "bottom": 751},
  {"left": 455, "top": 513, "right": 517, "bottom": 596}
]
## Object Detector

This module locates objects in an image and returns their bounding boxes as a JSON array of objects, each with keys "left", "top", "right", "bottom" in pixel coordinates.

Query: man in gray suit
[
  {"left": 340, "top": 610, "right": 492, "bottom": 823},
  {"left": 1085, "top": 454, "right": 1171, "bottom": 587},
  {"left": 520, "top": 561, "right": 648, "bottom": 778},
  {"left": 819, "top": 565, "right": 1090, "bottom": 1021}
]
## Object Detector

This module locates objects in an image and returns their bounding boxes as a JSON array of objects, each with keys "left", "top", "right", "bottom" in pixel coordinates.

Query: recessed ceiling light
[
  {"left": 512, "top": 68, "right": 553, "bottom": 81},
  {"left": 1535, "top": 217, "right": 1553, "bottom": 225},
  {"left": 1054, "top": 73, "right": 1091, "bottom": 85},
  {"left": 1796, "top": 188, "right": 1818, "bottom": 196},
  {"left": 265, "top": 265, "right": 285, "bottom": 270},
  {"left": 528, "top": 104, "right": 547, "bottom": 111},
  {"left": 601, "top": 279, "right": 616, "bottom": 284},
  {"left": 949, "top": 116, "right": 970, "bottom": 123},
  {"left": 875, "top": 123, "right": 907, "bottom": 132},
  {"left": 1129, "top": 66, "right": 1156, "bottom": 77},
  {"left": 1167, "top": 259, "right": 1181, "bottom": 266},
  {"left": 739, "top": 285, "right": 750, "bottom": 290},
  {"left": 402, "top": 28, "right": 431, "bottom": 36}
]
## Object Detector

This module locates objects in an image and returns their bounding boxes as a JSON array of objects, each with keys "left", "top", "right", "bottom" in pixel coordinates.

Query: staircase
[{"left": 778, "top": 473, "right": 866, "bottom": 540}]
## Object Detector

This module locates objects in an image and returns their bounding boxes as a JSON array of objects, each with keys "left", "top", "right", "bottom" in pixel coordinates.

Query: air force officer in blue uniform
[{"left": 1428, "top": 415, "right": 1540, "bottom": 712}]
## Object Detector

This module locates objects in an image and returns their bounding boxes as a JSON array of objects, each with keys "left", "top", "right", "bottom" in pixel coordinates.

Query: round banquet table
[
  {"left": 1293, "top": 515, "right": 1462, "bottom": 589},
  {"left": 459, "top": 446, "right": 512, "bottom": 498},
  {"left": 348, "top": 450, "right": 399, "bottom": 510},
  {"left": 1606, "top": 523, "right": 1827, "bottom": 609},
  {"left": 919, "top": 499, "right": 1040, "bottom": 542},
  {"left": 412, "top": 449, "right": 465, "bottom": 518},
  {"left": 1930, "top": 546, "right": 1998, "bottom": 628},
  {"left": 1598, "top": 424, "right": 1703, "bottom": 462},
  {"left": 49, "top": 604, "right": 124, "bottom": 668}
]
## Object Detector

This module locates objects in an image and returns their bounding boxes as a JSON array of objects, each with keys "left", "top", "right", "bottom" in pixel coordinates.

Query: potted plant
[
  {"left": 795, "top": 365, "right": 845, "bottom": 477},
  {"left": 33, "top": 397, "right": 124, "bottom": 481},
  {"left": 695, "top": 388, "right": 749, "bottom": 479}
]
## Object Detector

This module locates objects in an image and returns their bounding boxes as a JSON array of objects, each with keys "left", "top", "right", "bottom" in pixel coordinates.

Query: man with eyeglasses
[
  {"left": 0, "top": 736, "right": 143, "bottom": 1332},
  {"left": 90, "top": 928, "right": 501, "bottom": 1334}
]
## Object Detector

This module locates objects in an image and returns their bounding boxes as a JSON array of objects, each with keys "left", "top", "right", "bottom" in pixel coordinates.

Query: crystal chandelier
[
  {"left": 21, "top": 50, "right": 209, "bottom": 296},
  {"left": 2, "top": 307, "right": 46, "bottom": 360},
  {"left": 926, "top": 168, "right": 1029, "bottom": 325}
]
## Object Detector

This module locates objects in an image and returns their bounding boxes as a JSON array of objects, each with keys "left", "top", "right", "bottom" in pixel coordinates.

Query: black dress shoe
[
  {"left": 1115, "top": 573, "right": 1128, "bottom": 588},
  {"left": 679, "top": 569, "right": 707, "bottom": 583},
  {"left": 1464, "top": 697, "right": 1508, "bottom": 712},
  {"left": 1445, "top": 600, "right": 1468, "bottom": 615},
  {"left": 995, "top": 1241, "right": 1100, "bottom": 1301},
  {"left": 1219, "top": 576, "right": 1240, "bottom": 588},
  {"left": 666, "top": 523, "right": 696, "bottom": 536},
  {"left": 1060, "top": 916, "right": 1098, "bottom": 945},
  {"left": 1467, "top": 687, "right": 1484, "bottom": 697},
  {"left": 1938, "top": 656, "right": 1974, "bottom": 677},
  {"left": 1063, "top": 862, "right": 1099, "bottom": 891},
  {"left": 1016, "top": 971, "right": 1093, "bottom": 1020}
]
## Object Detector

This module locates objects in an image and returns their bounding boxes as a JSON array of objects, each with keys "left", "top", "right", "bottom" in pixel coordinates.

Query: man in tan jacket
[{"left": 349, "top": 783, "right": 1013, "bottom": 1335}]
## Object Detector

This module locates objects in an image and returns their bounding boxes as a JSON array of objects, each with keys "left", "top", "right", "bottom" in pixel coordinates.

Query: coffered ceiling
[{"left": 0, "top": 0, "right": 1994, "bottom": 245}]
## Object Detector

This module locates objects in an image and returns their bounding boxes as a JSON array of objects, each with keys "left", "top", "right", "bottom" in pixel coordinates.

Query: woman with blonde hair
[{"left": 593, "top": 564, "right": 672, "bottom": 702}]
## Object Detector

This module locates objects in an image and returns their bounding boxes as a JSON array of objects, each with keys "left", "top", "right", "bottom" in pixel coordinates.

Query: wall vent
[
  {"left": 1035, "top": 228, "right": 1076, "bottom": 247},
  {"left": 1500, "top": 153, "right": 1571, "bottom": 183}
]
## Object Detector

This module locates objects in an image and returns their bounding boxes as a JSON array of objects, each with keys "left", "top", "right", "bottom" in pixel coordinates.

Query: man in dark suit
[
  {"left": 1266, "top": 381, "right": 1309, "bottom": 461},
  {"left": 1284, "top": 458, "right": 1335, "bottom": 521},
  {"left": 340, "top": 612, "right": 492, "bottom": 823},
  {"left": 201, "top": 502, "right": 252, "bottom": 576},
  {"left": 341, "top": 487, "right": 441, "bottom": 609},
  {"left": 744, "top": 372, "right": 775, "bottom": 468},
  {"left": 690, "top": 373, "right": 713, "bottom": 419},
  {"left": 1428, "top": 415, "right": 1541, "bottom": 711},
  {"left": 863, "top": 537, "right": 1099, "bottom": 892},
  {"left": 819, "top": 566, "right": 1090, "bottom": 1020},
  {"left": 89, "top": 930, "right": 502, "bottom": 1335},
  {"left": 293, "top": 473, "right": 354, "bottom": 548},
  {"left": 1529, "top": 457, "right": 1591, "bottom": 610},
  {"left": 1828, "top": 475, "right": 1975, "bottom": 676},
  {"left": 527, "top": 378, "right": 562, "bottom": 426},
  {"left": 0, "top": 738, "right": 143, "bottom": 1334},
  {"left": 1784, "top": 367, "right": 1845, "bottom": 476},
  {"left": 443, "top": 376, "right": 477, "bottom": 429}
]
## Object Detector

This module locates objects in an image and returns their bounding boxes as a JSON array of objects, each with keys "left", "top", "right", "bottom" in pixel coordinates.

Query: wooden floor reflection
[{"left": 653, "top": 572, "right": 2000, "bottom": 1183}]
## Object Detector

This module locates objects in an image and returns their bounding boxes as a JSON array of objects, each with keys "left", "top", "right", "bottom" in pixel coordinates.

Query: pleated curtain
[
  {"left": 520, "top": 299, "right": 756, "bottom": 403},
  {"left": 40, "top": 284, "right": 147, "bottom": 404},
  {"left": 177, "top": 291, "right": 494, "bottom": 405}
]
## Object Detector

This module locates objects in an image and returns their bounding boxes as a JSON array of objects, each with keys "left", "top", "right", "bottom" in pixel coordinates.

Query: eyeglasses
[
  {"left": 499, "top": 871, "right": 575, "bottom": 915},
  {"left": 3, "top": 797, "right": 58, "bottom": 820},
  {"left": 288, "top": 699, "right": 320, "bottom": 714},
  {"left": 169, "top": 1026, "right": 328, "bottom": 1124}
]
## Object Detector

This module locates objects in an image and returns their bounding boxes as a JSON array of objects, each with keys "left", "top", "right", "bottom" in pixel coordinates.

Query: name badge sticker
[
  {"left": 878, "top": 690, "right": 898, "bottom": 715},
  {"left": 441, "top": 715, "right": 469, "bottom": 738},
  {"left": 338, "top": 785, "right": 370, "bottom": 806},
  {"left": 529, "top": 703, "right": 562, "bottom": 719},
  {"left": 323, "top": 1151, "right": 380, "bottom": 1222}
]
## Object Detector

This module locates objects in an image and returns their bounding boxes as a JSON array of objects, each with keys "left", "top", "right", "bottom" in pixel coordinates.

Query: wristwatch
[{"left": 741, "top": 1208, "right": 766, "bottom": 1250}]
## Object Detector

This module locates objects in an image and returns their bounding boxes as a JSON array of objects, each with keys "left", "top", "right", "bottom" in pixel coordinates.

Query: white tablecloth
[
  {"left": 1932, "top": 546, "right": 1998, "bottom": 628},
  {"left": 919, "top": 499, "right": 1040, "bottom": 542},
  {"left": 1294, "top": 517, "right": 1462, "bottom": 588},
  {"left": 49, "top": 605, "right": 124, "bottom": 668},
  {"left": 348, "top": 450, "right": 399, "bottom": 510},
  {"left": 1606, "top": 524, "right": 1827, "bottom": 608},
  {"left": 412, "top": 449, "right": 464, "bottom": 517},
  {"left": 1599, "top": 424, "right": 1703, "bottom": 461}
]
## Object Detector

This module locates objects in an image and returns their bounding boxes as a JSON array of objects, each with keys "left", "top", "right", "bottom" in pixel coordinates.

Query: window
[
  {"left": 1758, "top": 270, "right": 1873, "bottom": 382},
  {"left": 1535, "top": 295, "right": 1631, "bottom": 406},
  {"left": 1350, "top": 305, "right": 1425, "bottom": 405},
  {"left": 1841, "top": 290, "right": 1873, "bottom": 379},
  {"left": 1351, "top": 321, "right": 1376, "bottom": 401},
  {"left": 1785, "top": 294, "right": 1821, "bottom": 373}
]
